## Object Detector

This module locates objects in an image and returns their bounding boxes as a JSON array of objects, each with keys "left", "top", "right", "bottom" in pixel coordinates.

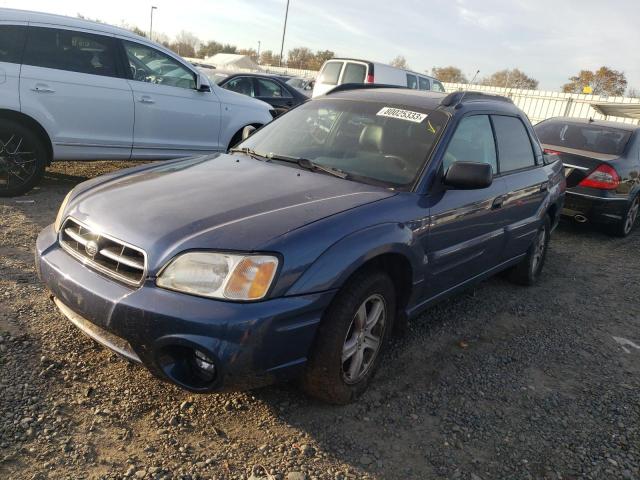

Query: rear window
[
  {"left": 318, "top": 61, "right": 342, "bottom": 85},
  {"left": 23, "top": 27, "right": 118, "bottom": 77},
  {"left": 535, "top": 121, "right": 632, "bottom": 156},
  {"left": 342, "top": 63, "right": 366, "bottom": 84},
  {"left": 239, "top": 98, "right": 449, "bottom": 188},
  {"left": 0, "top": 25, "right": 26, "bottom": 64}
]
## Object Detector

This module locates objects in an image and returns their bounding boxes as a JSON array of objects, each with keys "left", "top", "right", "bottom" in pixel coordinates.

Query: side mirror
[
  {"left": 242, "top": 125, "right": 257, "bottom": 140},
  {"left": 443, "top": 162, "right": 493, "bottom": 189},
  {"left": 196, "top": 74, "right": 211, "bottom": 92}
]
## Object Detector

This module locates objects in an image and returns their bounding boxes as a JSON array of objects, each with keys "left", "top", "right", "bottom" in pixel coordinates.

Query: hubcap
[
  {"left": 341, "top": 294, "right": 386, "bottom": 384},
  {"left": 0, "top": 133, "right": 37, "bottom": 191},
  {"left": 531, "top": 226, "right": 547, "bottom": 273},
  {"left": 624, "top": 197, "right": 639, "bottom": 234}
]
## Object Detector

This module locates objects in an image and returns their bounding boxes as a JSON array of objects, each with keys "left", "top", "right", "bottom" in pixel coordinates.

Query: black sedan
[
  {"left": 216, "top": 73, "right": 307, "bottom": 116},
  {"left": 535, "top": 118, "right": 640, "bottom": 236}
]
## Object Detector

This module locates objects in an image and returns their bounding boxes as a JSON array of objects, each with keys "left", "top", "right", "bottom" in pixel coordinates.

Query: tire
[
  {"left": 302, "top": 269, "right": 396, "bottom": 404},
  {"left": 0, "top": 119, "right": 47, "bottom": 197},
  {"left": 508, "top": 215, "right": 551, "bottom": 286},
  {"left": 609, "top": 194, "right": 639, "bottom": 237}
]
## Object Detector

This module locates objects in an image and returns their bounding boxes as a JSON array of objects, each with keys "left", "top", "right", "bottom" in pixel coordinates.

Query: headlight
[
  {"left": 156, "top": 252, "right": 278, "bottom": 301},
  {"left": 54, "top": 190, "right": 74, "bottom": 233}
]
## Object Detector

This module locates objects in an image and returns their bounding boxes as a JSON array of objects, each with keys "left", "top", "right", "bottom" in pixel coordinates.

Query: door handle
[
  {"left": 31, "top": 85, "right": 55, "bottom": 93},
  {"left": 139, "top": 95, "right": 154, "bottom": 104},
  {"left": 539, "top": 182, "right": 548, "bottom": 192},
  {"left": 492, "top": 196, "right": 505, "bottom": 209}
]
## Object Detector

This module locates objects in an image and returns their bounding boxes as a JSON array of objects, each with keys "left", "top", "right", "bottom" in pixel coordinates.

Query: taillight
[
  {"left": 366, "top": 73, "right": 374, "bottom": 83},
  {"left": 578, "top": 164, "right": 621, "bottom": 190},
  {"left": 543, "top": 148, "right": 562, "bottom": 156}
]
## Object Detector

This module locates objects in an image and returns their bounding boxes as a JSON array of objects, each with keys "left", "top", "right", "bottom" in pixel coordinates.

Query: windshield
[
  {"left": 238, "top": 98, "right": 448, "bottom": 187},
  {"left": 535, "top": 121, "right": 632, "bottom": 156}
]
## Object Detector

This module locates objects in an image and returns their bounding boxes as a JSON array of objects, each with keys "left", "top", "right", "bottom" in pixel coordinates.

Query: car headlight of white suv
[{"left": 156, "top": 252, "right": 279, "bottom": 301}]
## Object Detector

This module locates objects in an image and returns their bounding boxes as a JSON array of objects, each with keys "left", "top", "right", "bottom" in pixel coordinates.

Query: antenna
[{"left": 455, "top": 70, "right": 480, "bottom": 108}]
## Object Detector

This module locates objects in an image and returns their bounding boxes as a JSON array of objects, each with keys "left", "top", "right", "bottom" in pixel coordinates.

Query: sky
[{"left": 2, "top": 0, "right": 639, "bottom": 91}]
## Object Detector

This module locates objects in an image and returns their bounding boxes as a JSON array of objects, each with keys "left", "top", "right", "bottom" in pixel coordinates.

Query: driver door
[{"left": 121, "top": 40, "right": 222, "bottom": 158}]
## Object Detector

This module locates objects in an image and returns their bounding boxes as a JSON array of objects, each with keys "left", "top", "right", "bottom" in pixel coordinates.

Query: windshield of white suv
[{"left": 238, "top": 98, "right": 448, "bottom": 187}]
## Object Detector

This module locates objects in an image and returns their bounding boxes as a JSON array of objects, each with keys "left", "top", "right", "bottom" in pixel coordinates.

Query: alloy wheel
[
  {"left": 531, "top": 226, "right": 547, "bottom": 273},
  {"left": 341, "top": 293, "right": 386, "bottom": 384},
  {"left": 0, "top": 133, "right": 38, "bottom": 192},
  {"left": 623, "top": 197, "right": 639, "bottom": 235}
]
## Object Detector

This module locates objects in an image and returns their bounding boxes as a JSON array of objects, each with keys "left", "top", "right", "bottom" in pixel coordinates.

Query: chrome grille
[{"left": 59, "top": 218, "right": 147, "bottom": 286}]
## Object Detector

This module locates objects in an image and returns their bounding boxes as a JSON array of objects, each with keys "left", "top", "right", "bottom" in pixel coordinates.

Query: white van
[{"left": 312, "top": 58, "right": 445, "bottom": 97}]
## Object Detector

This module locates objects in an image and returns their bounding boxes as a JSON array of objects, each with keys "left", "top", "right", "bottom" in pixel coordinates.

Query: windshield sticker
[{"left": 377, "top": 107, "right": 428, "bottom": 123}]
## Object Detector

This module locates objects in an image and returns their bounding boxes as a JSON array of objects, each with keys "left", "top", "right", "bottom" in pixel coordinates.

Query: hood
[{"left": 66, "top": 154, "right": 395, "bottom": 272}]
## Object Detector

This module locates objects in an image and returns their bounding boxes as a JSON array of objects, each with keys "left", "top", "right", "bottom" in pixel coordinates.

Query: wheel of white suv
[
  {"left": 0, "top": 119, "right": 47, "bottom": 197},
  {"left": 302, "top": 269, "right": 396, "bottom": 404}
]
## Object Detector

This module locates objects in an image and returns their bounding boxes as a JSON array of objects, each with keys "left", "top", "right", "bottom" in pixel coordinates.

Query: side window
[
  {"left": 0, "top": 25, "right": 27, "bottom": 64},
  {"left": 123, "top": 41, "right": 196, "bottom": 90},
  {"left": 418, "top": 77, "right": 430, "bottom": 91},
  {"left": 318, "top": 61, "right": 342, "bottom": 85},
  {"left": 406, "top": 74, "right": 418, "bottom": 89},
  {"left": 342, "top": 63, "right": 366, "bottom": 84},
  {"left": 492, "top": 115, "right": 536, "bottom": 172},
  {"left": 442, "top": 115, "right": 497, "bottom": 173},
  {"left": 224, "top": 77, "right": 255, "bottom": 96},
  {"left": 432, "top": 81, "right": 445, "bottom": 92},
  {"left": 256, "top": 78, "right": 290, "bottom": 98},
  {"left": 23, "top": 27, "right": 118, "bottom": 77}
]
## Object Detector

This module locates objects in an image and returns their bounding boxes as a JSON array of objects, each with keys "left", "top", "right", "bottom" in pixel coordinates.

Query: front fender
[{"left": 285, "top": 223, "right": 424, "bottom": 296}]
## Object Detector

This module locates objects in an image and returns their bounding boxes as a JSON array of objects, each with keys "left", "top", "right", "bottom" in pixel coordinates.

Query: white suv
[{"left": 0, "top": 9, "right": 274, "bottom": 196}]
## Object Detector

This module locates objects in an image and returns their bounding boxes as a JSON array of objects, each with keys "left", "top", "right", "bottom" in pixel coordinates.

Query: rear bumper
[
  {"left": 36, "top": 224, "right": 336, "bottom": 392},
  {"left": 561, "top": 190, "right": 629, "bottom": 224}
]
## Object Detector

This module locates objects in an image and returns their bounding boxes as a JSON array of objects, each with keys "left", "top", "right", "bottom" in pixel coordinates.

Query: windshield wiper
[
  {"left": 266, "top": 153, "right": 349, "bottom": 179},
  {"left": 228, "top": 147, "right": 268, "bottom": 162}
]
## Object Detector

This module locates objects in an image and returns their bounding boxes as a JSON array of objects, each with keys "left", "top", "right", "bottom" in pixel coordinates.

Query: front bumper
[
  {"left": 36, "top": 224, "right": 336, "bottom": 392},
  {"left": 561, "top": 190, "right": 629, "bottom": 224}
]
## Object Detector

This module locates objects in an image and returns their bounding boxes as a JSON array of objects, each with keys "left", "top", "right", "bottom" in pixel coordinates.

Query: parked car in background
[
  {"left": 0, "top": 9, "right": 274, "bottom": 197},
  {"left": 313, "top": 58, "right": 445, "bottom": 97},
  {"left": 535, "top": 118, "right": 640, "bottom": 236},
  {"left": 216, "top": 73, "right": 308, "bottom": 115},
  {"left": 286, "top": 77, "right": 315, "bottom": 97},
  {"left": 37, "top": 86, "right": 564, "bottom": 404}
]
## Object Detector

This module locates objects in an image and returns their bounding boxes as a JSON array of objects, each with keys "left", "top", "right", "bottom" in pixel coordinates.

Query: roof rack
[
  {"left": 325, "top": 83, "right": 407, "bottom": 95},
  {"left": 440, "top": 91, "right": 513, "bottom": 107}
]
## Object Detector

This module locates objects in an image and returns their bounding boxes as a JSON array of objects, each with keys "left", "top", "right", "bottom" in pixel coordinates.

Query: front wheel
[
  {"left": 302, "top": 270, "right": 396, "bottom": 404},
  {"left": 0, "top": 119, "right": 47, "bottom": 197},
  {"left": 610, "top": 194, "right": 639, "bottom": 237},
  {"left": 508, "top": 216, "right": 550, "bottom": 286}
]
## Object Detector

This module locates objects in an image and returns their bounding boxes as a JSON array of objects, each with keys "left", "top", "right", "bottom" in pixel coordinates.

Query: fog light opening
[{"left": 156, "top": 345, "right": 219, "bottom": 390}]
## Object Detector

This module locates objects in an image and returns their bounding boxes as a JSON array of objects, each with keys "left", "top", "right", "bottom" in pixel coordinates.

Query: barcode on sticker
[{"left": 377, "top": 107, "right": 428, "bottom": 123}]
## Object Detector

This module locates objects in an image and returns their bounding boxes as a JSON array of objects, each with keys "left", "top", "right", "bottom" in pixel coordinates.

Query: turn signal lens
[
  {"left": 224, "top": 256, "right": 278, "bottom": 300},
  {"left": 578, "top": 164, "right": 620, "bottom": 190}
]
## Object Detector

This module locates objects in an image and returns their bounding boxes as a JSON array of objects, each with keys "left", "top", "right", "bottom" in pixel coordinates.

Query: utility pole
[
  {"left": 149, "top": 6, "right": 157, "bottom": 41},
  {"left": 257, "top": 41, "right": 261, "bottom": 60},
  {"left": 279, "top": 0, "right": 290, "bottom": 67}
]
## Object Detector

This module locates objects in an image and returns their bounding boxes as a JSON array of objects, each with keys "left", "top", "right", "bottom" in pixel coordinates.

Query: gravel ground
[{"left": 1, "top": 161, "right": 639, "bottom": 480}]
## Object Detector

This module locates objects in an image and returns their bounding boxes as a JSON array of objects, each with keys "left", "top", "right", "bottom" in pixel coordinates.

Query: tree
[
  {"left": 310, "top": 50, "right": 335, "bottom": 70},
  {"left": 431, "top": 66, "right": 467, "bottom": 83},
  {"left": 390, "top": 55, "right": 409, "bottom": 69},
  {"left": 238, "top": 48, "right": 258, "bottom": 62},
  {"left": 562, "top": 67, "right": 627, "bottom": 96},
  {"left": 198, "top": 40, "right": 223, "bottom": 58},
  {"left": 169, "top": 30, "right": 201, "bottom": 58},
  {"left": 259, "top": 50, "right": 279, "bottom": 66},
  {"left": 287, "top": 47, "right": 315, "bottom": 69},
  {"left": 482, "top": 68, "right": 538, "bottom": 89}
]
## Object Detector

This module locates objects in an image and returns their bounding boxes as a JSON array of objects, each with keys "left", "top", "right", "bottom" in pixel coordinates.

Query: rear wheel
[
  {"left": 302, "top": 270, "right": 396, "bottom": 404},
  {"left": 508, "top": 216, "right": 550, "bottom": 286},
  {"left": 610, "top": 194, "right": 639, "bottom": 237},
  {"left": 0, "top": 119, "right": 47, "bottom": 197}
]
